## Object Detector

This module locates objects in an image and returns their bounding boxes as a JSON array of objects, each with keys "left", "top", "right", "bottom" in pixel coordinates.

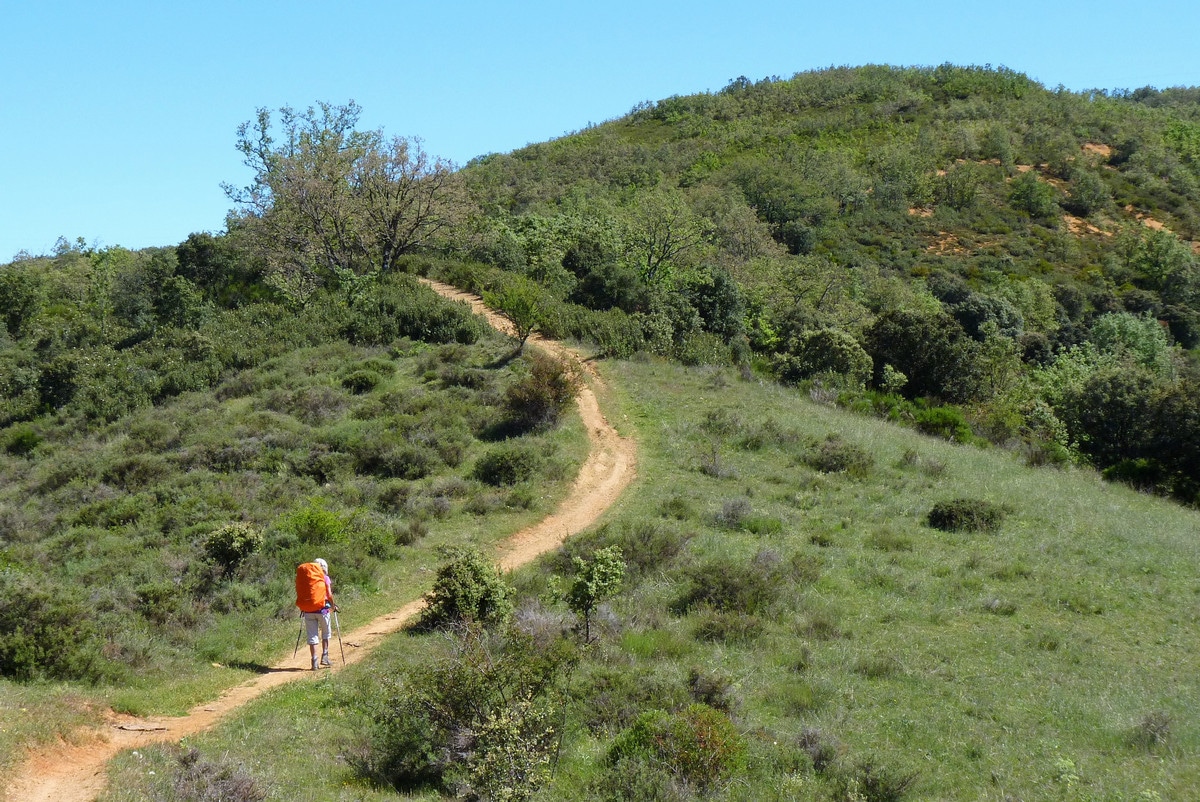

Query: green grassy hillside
[{"left": 103, "top": 357, "right": 1199, "bottom": 801}]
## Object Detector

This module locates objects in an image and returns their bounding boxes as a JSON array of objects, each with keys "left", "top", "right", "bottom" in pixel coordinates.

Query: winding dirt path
[{"left": 3, "top": 278, "right": 637, "bottom": 802}]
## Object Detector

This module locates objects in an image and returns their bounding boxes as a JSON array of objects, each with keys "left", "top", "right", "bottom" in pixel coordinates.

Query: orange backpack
[{"left": 295, "top": 562, "right": 328, "bottom": 613}]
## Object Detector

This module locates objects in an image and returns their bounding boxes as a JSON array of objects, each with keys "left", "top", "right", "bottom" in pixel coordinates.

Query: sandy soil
[{"left": 2, "top": 278, "right": 637, "bottom": 802}]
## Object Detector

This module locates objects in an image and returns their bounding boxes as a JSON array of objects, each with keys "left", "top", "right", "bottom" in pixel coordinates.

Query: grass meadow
[{"left": 87, "top": 355, "right": 1200, "bottom": 799}]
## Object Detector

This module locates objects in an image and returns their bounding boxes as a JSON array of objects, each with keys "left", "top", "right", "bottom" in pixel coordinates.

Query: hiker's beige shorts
[{"left": 303, "top": 610, "right": 331, "bottom": 645}]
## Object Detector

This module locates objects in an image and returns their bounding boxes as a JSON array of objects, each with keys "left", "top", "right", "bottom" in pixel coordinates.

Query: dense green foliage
[{"left": 442, "top": 64, "right": 1200, "bottom": 502}]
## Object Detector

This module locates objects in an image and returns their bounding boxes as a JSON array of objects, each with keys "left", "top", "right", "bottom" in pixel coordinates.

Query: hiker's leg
[
  {"left": 305, "top": 614, "right": 321, "bottom": 670},
  {"left": 319, "top": 611, "right": 333, "bottom": 666}
]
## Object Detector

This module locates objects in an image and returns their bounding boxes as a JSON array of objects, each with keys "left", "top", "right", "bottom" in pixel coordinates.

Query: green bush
[
  {"left": 803, "top": 434, "right": 874, "bottom": 478},
  {"left": 501, "top": 350, "right": 580, "bottom": 434},
  {"left": 673, "top": 554, "right": 784, "bottom": 616},
  {"left": 913, "top": 405, "right": 972, "bottom": 443},
  {"left": 276, "top": 498, "right": 352, "bottom": 546},
  {"left": 353, "top": 626, "right": 573, "bottom": 797},
  {"left": 606, "top": 704, "right": 746, "bottom": 791},
  {"left": 0, "top": 570, "right": 106, "bottom": 682},
  {"left": 926, "top": 498, "right": 1008, "bottom": 533},
  {"left": 418, "top": 547, "right": 514, "bottom": 630},
  {"left": 204, "top": 523, "right": 264, "bottom": 571},
  {"left": 2, "top": 423, "right": 41, "bottom": 456},
  {"left": 473, "top": 442, "right": 541, "bottom": 486},
  {"left": 341, "top": 368, "right": 382, "bottom": 394}
]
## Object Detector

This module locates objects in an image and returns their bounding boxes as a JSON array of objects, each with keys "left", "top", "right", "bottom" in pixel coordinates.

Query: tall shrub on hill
[{"left": 865, "top": 309, "right": 984, "bottom": 402}]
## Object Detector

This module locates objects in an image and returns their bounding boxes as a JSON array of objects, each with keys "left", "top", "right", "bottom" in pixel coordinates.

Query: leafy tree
[
  {"left": 559, "top": 546, "right": 625, "bottom": 642},
  {"left": 1060, "top": 367, "right": 1160, "bottom": 468},
  {"left": 224, "top": 101, "right": 459, "bottom": 284},
  {"left": 1008, "top": 170, "right": 1060, "bottom": 220},
  {"left": 624, "top": 188, "right": 707, "bottom": 285},
  {"left": 683, "top": 265, "right": 745, "bottom": 340},
  {"left": 0, "top": 266, "right": 44, "bottom": 338},
  {"left": 774, "top": 328, "right": 872, "bottom": 388},
  {"left": 864, "top": 309, "right": 983, "bottom": 402},
  {"left": 1062, "top": 168, "right": 1111, "bottom": 217},
  {"left": 1089, "top": 312, "right": 1176, "bottom": 379},
  {"left": 484, "top": 277, "right": 546, "bottom": 351}
]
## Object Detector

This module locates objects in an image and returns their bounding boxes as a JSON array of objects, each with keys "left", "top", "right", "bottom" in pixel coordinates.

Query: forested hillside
[{"left": 453, "top": 64, "right": 1200, "bottom": 501}]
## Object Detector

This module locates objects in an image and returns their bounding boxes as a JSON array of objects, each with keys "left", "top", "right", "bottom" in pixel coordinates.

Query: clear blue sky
[{"left": 3, "top": 0, "right": 1198, "bottom": 262}]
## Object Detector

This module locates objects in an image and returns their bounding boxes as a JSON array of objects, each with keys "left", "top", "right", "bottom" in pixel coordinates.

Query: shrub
[
  {"left": 567, "top": 520, "right": 693, "bottom": 579},
  {"left": 674, "top": 555, "right": 783, "bottom": 616},
  {"left": 927, "top": 498, "right": 1008, "bottom": 533},
  {"left": 277, "top": 498, "right": 352, "bottom": 546},
  {"left": 353, "top": 626, "right": 574, "bottom": 797},
  {"left": 501, "top": 350, "right": 580, "bottom": 433},
  {"left": 687, "top": 667, "right": 738, "bottom": 713},
  {"left": 913, "top": 405, "right": 972, "bottom": 442},
  {"left": 418, "top": 547, "right": 514, "bottom": 630},
  {"left": 473, "top": 443, "right": 541, "bottom": 486},
  {"left": 167, "top": 747, "right": 266, "bottom": 802},
  {"left": 693, "top": 610, "right": 764, "bottom": 643},
  {"left": 341, "top": 368, "right": 382, "bottom": 394},
  {"left": 831, "top": 759, "right": 919, "bottom": 802},
  {"left": 2, "top": 423, "right": 41, "bottom": 456},
  {"left": 804, "top": 435, "right": 874, "bottom": 478},
  {"left": 203, "top": 523, "right": 263, "bottom": 571},
  {"left": 0, "top": 570, "right": 105, "bottom": 682},
  {"left": 713, "top": 497, "right": 752, "bottom": 529},
  {"left": 1129, "top": 710, "right": 1172, "bottom": 750},
  {"left": 606, "top": 705, "right": 746, "bottom": 791}
]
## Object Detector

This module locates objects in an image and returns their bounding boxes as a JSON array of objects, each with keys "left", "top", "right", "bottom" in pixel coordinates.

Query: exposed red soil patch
[
  {"left": 1063, "top": 214, "right": 1111, "bottom": 237},
  {"left": 3, "top": 278, "right": 638, "bottom": 802}
]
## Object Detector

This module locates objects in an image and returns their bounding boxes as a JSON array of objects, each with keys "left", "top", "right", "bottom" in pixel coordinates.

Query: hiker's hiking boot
[
  {"left": 311, "top": 658, "right": 319, "bottom": 671},
  {"left": 320, "top": 654, "right": 333, "bottom": 667}
]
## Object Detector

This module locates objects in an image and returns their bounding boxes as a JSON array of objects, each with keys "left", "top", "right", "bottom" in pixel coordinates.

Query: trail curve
[{"left": 3, "top": 278, "right": 637, "bottom": 802}]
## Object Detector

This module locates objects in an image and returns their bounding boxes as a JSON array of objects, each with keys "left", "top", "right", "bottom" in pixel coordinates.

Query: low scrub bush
[
  {"left": 693, "top": 609, "right": 764, "bottom": 643},
  {"left": 0, "top": 570, "right": 107, "bottom": 682},
  {"left": 166, "top": 747, "right": 266, "bottom": 802},
  {"left": 926, "top": 498, "right": 1008, "bottom": 533},
  {"left": 606, "top": 704, "right": 746, "bottom": 792},
  {"left": 418, "top": 547, "right": 514, "bottom": 630},
  {"left": 500, "top": 351, "right": 580, "bottom": 434},
  {"left": 353, "top": 625, "right": 575, "bottom": 799},
  {"left": 472, "top": 442, "right": 541, "bottom": 486},
  {"left": 275, "top": 498, "right": 353, "bottom": 546},
  {"left": 673, "top": 554, "right": 784, "bottom": 616},
  {"left": 575, "top": 663, "right": 690, "bottom": 735},
  {"left": 1129, "top": 710, "right": 1172, "bottom": 750},
  {"left": 831, "top": 759, "right": 919, "bottom": 802},
  {"left": 2, "top": 423, "right": 41, "bottom": 456},
  {"left": 203, "top": 522, "right": 263, "bottom": 571},
  {"left": 803, "top": 435, "right": 874, "bottom": 478},
  {"left": 913, "top": 404, "right": 972, "bottom": 442},
  {"left": 687, "top": 667, "right": 738, "bottom": 714},
  {"left": 341, "top": 368, "right": 383, "bottom": 394}
]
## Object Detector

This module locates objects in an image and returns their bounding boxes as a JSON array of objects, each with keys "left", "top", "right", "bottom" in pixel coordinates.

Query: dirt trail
[{"left": 3, "top": 278, "right": 637, "bottom": 802}]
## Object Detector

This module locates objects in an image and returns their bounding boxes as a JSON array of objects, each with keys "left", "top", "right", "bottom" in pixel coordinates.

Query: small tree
[
  {"left": 561, "top": 546, "right": 626, "bottom": 642},
  {"left": 484, "top": 278, "right": 545, "bottom": 352}
]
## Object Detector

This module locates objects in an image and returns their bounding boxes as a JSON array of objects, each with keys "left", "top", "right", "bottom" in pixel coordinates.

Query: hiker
[{"left": 296, "top": 558, "right": 337, "bottom": 671}]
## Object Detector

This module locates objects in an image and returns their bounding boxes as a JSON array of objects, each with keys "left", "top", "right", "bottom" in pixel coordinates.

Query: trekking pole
[
  {"left": 333, "top": 610, "right": 346, "bottom": 665},
  {"left": 293, "top": 615, "right": 304, "bottom": 659}
]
